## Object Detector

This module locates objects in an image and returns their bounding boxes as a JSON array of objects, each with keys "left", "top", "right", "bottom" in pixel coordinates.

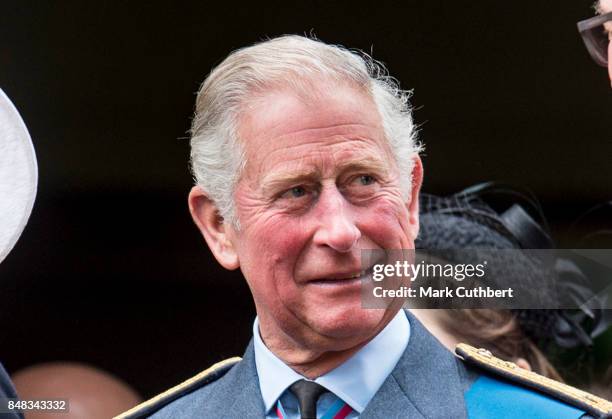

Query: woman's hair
[{"left": 438, "top": 308, "right": 564, "bottom": 381}]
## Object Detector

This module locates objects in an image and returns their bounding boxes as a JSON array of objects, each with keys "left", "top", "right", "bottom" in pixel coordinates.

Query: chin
[{"left": 307, "top": 304, "right": 389, "bottom": 341}]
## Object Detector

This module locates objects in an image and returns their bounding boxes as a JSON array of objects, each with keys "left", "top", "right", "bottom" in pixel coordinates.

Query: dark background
[{"left": 1, "top": 1, "right": 610, "bottom": 399}]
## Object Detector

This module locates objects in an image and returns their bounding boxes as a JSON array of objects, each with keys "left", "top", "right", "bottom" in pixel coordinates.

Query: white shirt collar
[{"left": 253, "top": 310, "right": 410, "bottom": 414}]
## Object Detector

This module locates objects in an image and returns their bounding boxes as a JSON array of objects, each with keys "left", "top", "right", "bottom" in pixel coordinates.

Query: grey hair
[
  {"left": 593, "top": 1, "right": 600, "bottom": 13},
  {"left": 190, "top": 35, "right": 422, "bottom": 227}
]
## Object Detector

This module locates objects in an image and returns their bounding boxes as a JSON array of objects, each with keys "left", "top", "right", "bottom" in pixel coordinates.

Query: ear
[
  {"left": 406, "top": 155, "right": 423, "bottom": 239},
  {"left": 188, "top": 186, "right": 240, "bottom": 270}
]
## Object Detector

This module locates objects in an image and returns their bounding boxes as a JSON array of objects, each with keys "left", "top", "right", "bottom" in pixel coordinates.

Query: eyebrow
[
  {"left": 335, "top": 156, "right": 392, "bottom": 174},
  {"left": 260, "top": 155, "right": 392, "bottom": 193},
  {"left": 262, "top": 168, "right": 321, "bottom": 194}
]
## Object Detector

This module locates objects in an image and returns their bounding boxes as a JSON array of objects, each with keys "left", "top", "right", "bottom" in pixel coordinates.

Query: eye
[
  {"left": 358, "top": 174, "right": 376, "bottom": 186},
  {"left": 341, "top": 173, "right": 380, "bottom": 201},
  {"left": 353, "top": 174, "right": 377, "bottom": 186},
  {"left": 289, "top": 186, "right": 306, "bottom": 198},
  {"left": 279, "top": 185, "right": 311, "bottom": 200},
  {"left": 275, "top": 184, "right": 317, "bottom": 211}
]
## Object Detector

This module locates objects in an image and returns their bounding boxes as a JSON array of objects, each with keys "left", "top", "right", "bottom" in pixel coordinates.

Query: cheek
[
  {"left": 253, "top": 214, "right": 312, "bottom": 256},
  {"left": 238, "top": 213, "right": 312, "bottom": 282},
  {"left": 358, "top": 197, "right": 413, "bottom": 248}
]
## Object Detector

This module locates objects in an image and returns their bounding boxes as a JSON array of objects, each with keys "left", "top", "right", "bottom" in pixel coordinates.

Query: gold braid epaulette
[
  {"left": 456, "top": 343, "right": 612, "bottom": 417},
  {"left": 114, "top": 356, "right": 242, "bottom": 419}
]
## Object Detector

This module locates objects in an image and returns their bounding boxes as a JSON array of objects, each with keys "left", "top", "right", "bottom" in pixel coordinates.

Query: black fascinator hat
[{"left": 416, "top": 182, "right": 611, "bottom": 349}]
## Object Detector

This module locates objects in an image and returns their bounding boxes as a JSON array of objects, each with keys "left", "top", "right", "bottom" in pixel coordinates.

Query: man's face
[{"left": 226, "top": 83, "right": 421, "bottom": 351}]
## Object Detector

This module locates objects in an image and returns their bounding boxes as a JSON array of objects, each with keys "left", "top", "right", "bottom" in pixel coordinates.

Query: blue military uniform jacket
[
  {"left": 117, "top": 311, "right": 612, "bottom": 418},
  {"left": 0, "top": 363, "right": 22, "bottom": 419}
]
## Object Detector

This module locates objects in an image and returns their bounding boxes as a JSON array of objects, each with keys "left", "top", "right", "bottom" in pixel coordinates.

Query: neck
[
  {"left": 281, "top": 343, "right": 366, "bottom": 379},
  {"left": 257, "top": 311, "right": 397, "bottom": 379}
]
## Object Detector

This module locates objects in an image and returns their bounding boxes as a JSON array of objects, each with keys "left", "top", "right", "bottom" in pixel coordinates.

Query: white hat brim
[{"left": 0, "top": 88, "right": 38, "bottom": 264}]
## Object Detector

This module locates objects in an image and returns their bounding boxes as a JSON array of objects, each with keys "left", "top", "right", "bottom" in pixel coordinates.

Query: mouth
[{"left": 308, "top": 269, "right": 369, "bottom": 286}]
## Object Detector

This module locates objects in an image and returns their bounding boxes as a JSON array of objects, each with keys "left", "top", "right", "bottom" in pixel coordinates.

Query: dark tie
[{"left": 289, "top": 379, "right": 328, "bottom": 419}]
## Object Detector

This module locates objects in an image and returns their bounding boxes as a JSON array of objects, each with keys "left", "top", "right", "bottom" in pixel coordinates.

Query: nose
[{"left": 312, "top": 186, "right": 361, "bottom": 253}]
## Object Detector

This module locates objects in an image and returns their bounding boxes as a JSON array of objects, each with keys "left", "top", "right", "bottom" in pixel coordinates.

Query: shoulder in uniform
[
  {"left": 114, "top": 356, "right": 241, "bottom": 419},
  {"left": 456, "top": 343, "right": 612, "bottom": 419}
]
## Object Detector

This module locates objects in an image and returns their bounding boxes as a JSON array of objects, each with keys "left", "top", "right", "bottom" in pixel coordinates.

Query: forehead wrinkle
[
  {"left": 240, "top": 80, "right": 379, "bottom": 134},
  {"left": 249, "top": 131, "right": 379, "bottom": 173},
  {"left": 246, "top": 123, "right": 383, "bottom": 151},
  {"left": 238, "top": 88, "right": 383, "bottom": 143}
]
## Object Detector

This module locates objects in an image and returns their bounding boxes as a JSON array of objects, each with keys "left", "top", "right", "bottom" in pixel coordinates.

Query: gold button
[{"left": 477, "top": 348, "right": 492, "bottom": 358}]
